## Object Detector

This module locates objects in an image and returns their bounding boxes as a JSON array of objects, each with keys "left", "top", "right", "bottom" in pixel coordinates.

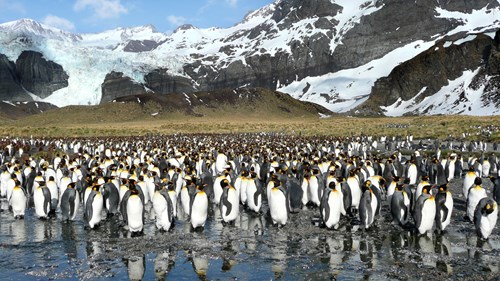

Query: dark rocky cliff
[{"left": 16, "top": 51, "right": 68, "bottom": 99}]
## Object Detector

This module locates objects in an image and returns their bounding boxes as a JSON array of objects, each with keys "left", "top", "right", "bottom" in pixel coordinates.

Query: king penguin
[
  {"left": 269, "top": 179, "right": 289, "bottom": 226},
  {"left": 491, "top": 175, "right": 500, "bottom": 205},
  {"left": 467, "top": 177, "right": 487, "bottom": 222},
  {"left": 60, "top": 182, "right": 80, "bottom": 221},
  {"left": 435, "top": 184, "right": 453, "bottom": 232},
  {"left": 391, "top": 182, "right": 410, "bottom": 226},
  {"left": 10, "top": 181, "right": 27, "bottom": 219},
  {"left": 414, "top": 185, "right": 436, "bottom": 235},
  {"left": 190, "top": 184, "right": 209, "bottom": 229},
  {"left": 121, "top": 186, "right": 145, "bottom": 233},
  {"left": 246, "top": 171, "right": 263, "bottom": 214},
  {"left": 359, "top": 180, "right": 378, "bottom": 230},
  {"left": 33, "top": 181, "right": 51, "bottom": 219},
  {"left": 220, "top": 179, "right": 239, "bottom": 224},
  {"left": 85, "top": 185, "right": 104, "bottom": 229},
  {"left": 320, "top": 181, "right": 343, "bottom": 229},
  {"left": 474, "top": 197, "right": 498, "bottom": 240},
  {"left": 463, "top": 168, "right": 477, "bottom": 200},
  {"left": 102, "top": 177, "right": 120, "bottom": 217}
]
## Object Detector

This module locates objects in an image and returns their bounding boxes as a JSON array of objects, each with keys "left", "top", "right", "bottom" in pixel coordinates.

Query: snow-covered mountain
[{"left": 0, "top": 0, "right": 499, "bottom": 116}]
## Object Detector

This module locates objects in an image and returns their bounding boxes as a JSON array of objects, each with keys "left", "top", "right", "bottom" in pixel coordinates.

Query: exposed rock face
[
  {"left": 359, "top": 30, "right": 500, "bottom": 115},
  {"left": 123, "top": 40, "right": 161, "bottom": 52},
  {"left": 144, "top": 69, "right": 197, "bottom": 94},
  {"left": 0, "top": 54, "right": 27, "bottom": 101},
  {"left": 0, "top": 101, "right": 57, "bottom": 119},
  {"left": 15, "top": 51, "right": 68, "bottom": 99},
  {"left": 100, "top": 71, "right": 148, "bottom": 103}
]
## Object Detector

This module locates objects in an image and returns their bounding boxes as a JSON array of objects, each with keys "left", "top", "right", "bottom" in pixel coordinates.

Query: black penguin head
[
  {"left": 68, "top": 182, "right": 76, "bottom": 189},
  {"left": 221, "top": 179, "right": 230, "bottom": 188},
  {"left": 421, "top": 175, "right": 429, "bottom": 182},
  {"left": 474, "top": 177, "right": 482, "bottom": 186},
  {"left": 484, "top": 201, "right": 495, "bottom": 215},
  {"left": 130, "top": 186, "right": 139, "bottom": 195},
  {"left": 439, "top": 184, "right": 448, "bottom": 192},
  {"left": 328, "top": 181, "right": 336, "bottom": 190},
  {"left": 422, "top": 185, "right": 432, "bottom": 195},
  {"left": 273, "top": 179, "right": 281, "bottom": 188},
  {"left": 362, "top": 180, "right": 372, "bottom": 192}
]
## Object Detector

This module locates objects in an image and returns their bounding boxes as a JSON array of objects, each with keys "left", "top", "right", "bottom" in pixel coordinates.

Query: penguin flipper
[
  {"left": 221, "top": 188, "right": 232, "bottom": 217},
  {"left": 166, "top": 195, "right": 174, "bottom": 224},
  {"left": 66, "top": 190, "right": 76, "bottom": 218},
  {"left": 85, "top": 192, "right": 96, "bottom": 222},
  {"left": 279, "top": 186, "right": 290, "bottom": 214},
  {"left": 42, "top": 187, "right": 51, "bottom": 215},
  {"left": 323, "top": 190, "right": 332, "bottom": 223},
  {"left": 120, "top": 191, "right": 131, "bottom": 224}
]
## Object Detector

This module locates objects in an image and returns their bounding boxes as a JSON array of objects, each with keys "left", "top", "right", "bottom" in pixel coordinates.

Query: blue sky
[{"left": 0, "top": 0, "right": 273, "bottom": 33}]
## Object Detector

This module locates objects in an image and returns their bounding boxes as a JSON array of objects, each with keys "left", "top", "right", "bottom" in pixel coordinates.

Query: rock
[
  {"left": 357, "top": 33, "right": 498, "bottom": 115},
  {"left": 144, "top": 69, "right": 197, "bottom": 94},
  {"left": 0, "top": 54, "right": 30, "bottom": 101},
  {"left": 100, "top": 72, "right": 148, "bottom": 103},
  {"left": 15, "top": 51, "right": 68, "bottom": 99},
  {"left": 123, "top": 40, "right": 162, "bottom": 52}
]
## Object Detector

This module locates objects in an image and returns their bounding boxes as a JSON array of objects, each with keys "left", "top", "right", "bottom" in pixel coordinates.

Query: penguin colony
[{"left": 0, "top": 134, "right": 499, "bottom": 240}]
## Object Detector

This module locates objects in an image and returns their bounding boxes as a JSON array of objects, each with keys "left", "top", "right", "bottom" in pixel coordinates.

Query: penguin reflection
[
  {"left": 189, "top": 252, "right": 209, "bottom": 281},
  {"left": 124, "top": 255, "right": 145, "bottom": 281},
  {"left": 270, "top": 232, "right": 288, "bottom": 279},
  {"left": 220, "top": 227, "right": 238, "bottom": 272},
  {"left": 154, "top": 249, "right": 176, "bottom": 280},
  {"left": 466, "top": 235, "right": 499, "bottom": 273},
  {"left": 435, "top": 235, "right": 453, "bottom": 276}
]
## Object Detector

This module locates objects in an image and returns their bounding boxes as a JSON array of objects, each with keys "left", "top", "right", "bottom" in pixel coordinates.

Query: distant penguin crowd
[{"left": 0, "top": 134, "right": 499, "bottom": 240}]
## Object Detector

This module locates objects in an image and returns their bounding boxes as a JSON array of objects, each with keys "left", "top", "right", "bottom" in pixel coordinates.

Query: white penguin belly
[
  {"left": 418, "top": 199, "right": 436, "bottom": 234},
  {"left": 325, "top": 191, "right": 342, "bottom": 229},
  {"left": 269, "top": 189, "right": 287, "bottom": 226},
  {"left": 127, "top": 196, "right": 144, "bottom": 232},
  {"left": 11, "top": 189, "right": 27, "bottom": 217},
  {"left": 89, "top": 194, "right": 103, "bottom": 228},
  {"left": 34, "top": 188, "right": 49, "bottom": 218},
  {"left": 191, "top": 193, "right": 208, "bottom": 228},
  {"left": 222, "top": 189, "right": 239, "bottom": 222}
]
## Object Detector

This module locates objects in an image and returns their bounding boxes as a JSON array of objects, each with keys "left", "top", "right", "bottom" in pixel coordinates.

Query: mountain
[{"left": 0, "top": 0, "right": 499, "bottom": 116}]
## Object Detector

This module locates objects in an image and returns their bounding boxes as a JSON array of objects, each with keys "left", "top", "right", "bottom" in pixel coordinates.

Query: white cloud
[
  {"left": 226, "top": 0, "right": 238, "bottom": 7},
  {"left": 0, "top": 0, "right": 26, "bottom": 14},
  {"left": 74, "top": 0, "right": 128, "bottom": 19},
  {"left": 167, "top": 15, "right": 186, "bottom": 27},
  {"left": 42, "top": 15, "right": 75, "bottom": 31}
]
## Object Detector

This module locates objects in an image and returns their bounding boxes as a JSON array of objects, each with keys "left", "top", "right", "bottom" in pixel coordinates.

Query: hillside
[{"left": 0, "top": 0, "right": 499, "bottom": 116}]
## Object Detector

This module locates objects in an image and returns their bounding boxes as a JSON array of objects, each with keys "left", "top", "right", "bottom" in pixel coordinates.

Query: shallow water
[{"left": 1, "top": 179, "right": 499, "bottom": 280}]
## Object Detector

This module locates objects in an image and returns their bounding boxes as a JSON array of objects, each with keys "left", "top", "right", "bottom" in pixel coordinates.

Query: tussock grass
[{"left": 1, "top": 109, "right": 499, "bottom": 141}]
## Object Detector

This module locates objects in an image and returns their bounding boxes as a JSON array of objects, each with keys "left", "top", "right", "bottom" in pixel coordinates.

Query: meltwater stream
[{"left": 1, "top": 178, "right": 500, "bottom": 281}]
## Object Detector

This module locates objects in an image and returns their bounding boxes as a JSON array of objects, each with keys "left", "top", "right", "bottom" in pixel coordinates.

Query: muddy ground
[{"left": 0, "top": 176, "right": 499, "bottom": 281}]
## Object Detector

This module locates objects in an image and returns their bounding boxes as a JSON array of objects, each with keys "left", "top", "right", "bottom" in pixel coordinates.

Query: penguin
[
  {"left": 414, "top": 185, "right": 436, "bottom": 235},
  {"left": 386, "top": 176, "right": 400, "bottom": 209},
  {"left": 268, "top": 179, "right": 289, "bottom": 226},
  {"left": 492, "top": 175, "right": 500, "bottom": 205},
  {"left": 347, "top": 170, "right": 362, "bottom": 212},
  {"left": 10, "top": 181, "right": 27, "bottom": 219},
  {"left": 102, "top": 177, "right": 120, "bottom": 217},
  {"left": 180, "top": 176, "right": 193, "bottom": 216},
  {"left": 190, "top": 184, "right": 208, "bottom": 229},
  {"left": 246, "top": 172, "right": 262, "bottom": 213},
  {"left": 121, "top": 186, "right": 144, "bottom": 233},
  {"left": 359, "top": 180, "right": 378, "bottom": 230},
  {"left": 320, "top": 181, "right": 343, "bottom": 230},
  {"left": 46, "top": 176, "right": 58, "bottom": 215},
  {"left": 236, "top": 170, "right": 248, "bottom": 206},
  {"left": 415, "top": 176, "right": 430, "bottom": 201},
  {"left": 406, "top": 160, "right": 418, "bottom": 185},
  {"left": 33, "top": 181, "right": 51, "bottom": 219},
  {"left": 285, "top": 169, "right": 303, "bottom": 213},
  {"left": 153, "top": 187, "right": 175, "bottom": 231},
  {"left": 307, "top": 168, "right": 323, "bottom": 207},
  {"left": 339, "top": 177, "right": 352, "bottom": 217},
  {"left": 220, "top": 179, "right": 239, "bottom": 224},
  {"left": 61, "top": 182, "right": 80, "bottom": 221},
  {"left": 463, "top": 168, "right": 477, "bottom": 199},
  {"left": 166, "top": 181, "right": 178, "bottom": 218},
  {"left": 391, "top": 182, "right": 410, "bottom": 226},
  {"left": 213, "top": 173, "right": 226, "bottom": 205},
  {"left": 435, "top": 184, "right": 453, "bottom": 232},
  {"left": 85, "top": 185, "right": 104, "bottom": 229},
  {"left": 474, "top": 198, "right": 498, "bottom": 240},
  {"left": 466, "top": 177, "right": 487, "bottom": 222}
]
